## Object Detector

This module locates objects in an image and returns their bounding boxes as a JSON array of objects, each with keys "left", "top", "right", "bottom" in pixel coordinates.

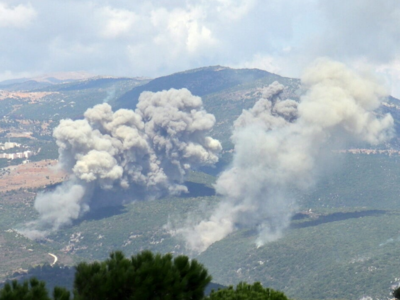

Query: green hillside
[
  {"left": 116, "top": 66, "right": 291, "bottom": 109},
  {"left": 0, "top": 154, "right": 398, "bottom": 299},
  {"left": 199, "top": 208, "right": 400, "bottom": 300}
]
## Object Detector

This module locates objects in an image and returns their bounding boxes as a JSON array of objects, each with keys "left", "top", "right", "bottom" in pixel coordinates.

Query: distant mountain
[
  {"left": 0, "top": 78, "right": 30, "bottom": 86},
  {"left": 41, "top": 76, "right": 150, "bottom": 92},
  {"left": 30, "top": 71, "right": 93, "bottom": 83},
  {"left": 0, "top": 72, "right": 98, "bottom": 92},
  {"left": 0, "top": 76, "right": 151, "bottom": 103},
  {"left": 0, "top": 80, "right": 53, "bottom": 91},
  {"left": 116, "top": 66, "right": 284, "bottom": 110}
]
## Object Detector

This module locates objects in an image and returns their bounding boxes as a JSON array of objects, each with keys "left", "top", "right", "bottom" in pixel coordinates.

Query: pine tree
[
  {"left": 205, "top": 282, "right": 289, "bottom": 300},
  {"left": 393, "top": 286, "right": 400, "bottom": 300},
  {"left": 0, "top": 278, "right": 51, "bottom": 300},
  {"left": 73, "top": 250, "right": 212, "bottom": 300}
]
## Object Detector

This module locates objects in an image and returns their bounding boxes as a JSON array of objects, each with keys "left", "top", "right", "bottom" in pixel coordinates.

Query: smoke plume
[
  {"left": 20, "top": 88, "right": 221, "bottom": 239},
  {"left": 171, "top": 59, "right": 394, "bottom": 252}
]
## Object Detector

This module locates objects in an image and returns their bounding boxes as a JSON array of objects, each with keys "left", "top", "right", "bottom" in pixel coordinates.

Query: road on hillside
[{"left": 48, "top": 253, "right": 58, "bottom": 266}]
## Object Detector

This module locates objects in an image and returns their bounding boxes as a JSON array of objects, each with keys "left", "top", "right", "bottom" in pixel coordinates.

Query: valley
[{"left": 0, "top": 67, "right": 400, "bottom": 300}]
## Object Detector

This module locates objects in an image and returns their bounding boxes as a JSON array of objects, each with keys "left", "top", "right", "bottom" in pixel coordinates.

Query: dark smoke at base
[
  {"left": 168, "top": 59, "right": 395, "bottom": 253},
  {"left": 18, "top": 88, "right": 222, "bottom": 239}
]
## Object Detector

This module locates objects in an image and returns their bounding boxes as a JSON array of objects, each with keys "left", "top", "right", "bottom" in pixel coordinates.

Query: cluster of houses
[
  {"left": 0, "top": 142, "right": 20, "bottom": 150},
  {"left": 0, "top": 142, "right": 38, "bottom": 161},
  {"left": 0, "top": 150, "right": 34, "bottom": 160}
]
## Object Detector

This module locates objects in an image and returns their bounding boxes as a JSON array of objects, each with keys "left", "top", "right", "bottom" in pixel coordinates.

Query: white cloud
[
  {"left": 313, "top": 0, "right": 400, "bottom": 62},
  {"left": 0, "top": 69, "right": 33, "bottom": 81},
  {"left": 376, "top": 59, "right": 400, "bottom": 99},
  {"left": 99, "top": 7, "right": 137, "bottom": 38},
  {"left": 151, "top": 6, "right": 217, "bottom": 54},
  {"left": 236, "top": 53, "right": 282, "bottom": 74},
  {"left": 0, "top": 2, "right": 36, "bottom": 28},
  {"left": 214, "top": 0, "right": 257, "bottom": 21},
  {"left": 0, "top": 0, "right": 399, "bottom": 98}
]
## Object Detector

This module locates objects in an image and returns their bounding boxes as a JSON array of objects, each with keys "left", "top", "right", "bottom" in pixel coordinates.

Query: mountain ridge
[{"left": 116, "top": 65, "right": 287, "bottom": 110}]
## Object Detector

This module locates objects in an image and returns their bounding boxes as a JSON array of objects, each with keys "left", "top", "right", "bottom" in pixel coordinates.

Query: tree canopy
[
  {"left": 74, "top": 250, "right": 212, "bottom": 300},
  {"left": 393, "top": 286, "right": 400, "bottom": 300},
  {"left": 206, "top": 282, "right": 289, "bottom": 300},
  {"left": 0, "top": 277, "right": 70, "bottom": 300}
]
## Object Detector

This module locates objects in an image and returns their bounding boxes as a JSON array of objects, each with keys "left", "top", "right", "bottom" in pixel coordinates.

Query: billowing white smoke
[
  {"left": 20, "top": 88, "right": 221, "bottom": 239},
  {"left": 171, "top": 59, "right": 394, "bottom": 252}
]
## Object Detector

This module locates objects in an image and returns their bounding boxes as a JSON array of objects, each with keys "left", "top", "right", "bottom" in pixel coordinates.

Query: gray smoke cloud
[
  {"left": 170, "top": 59, "right": 394, "bottom": 252},
  {"left": 19, "top": 88, "right": 221, "bottom": 239}
]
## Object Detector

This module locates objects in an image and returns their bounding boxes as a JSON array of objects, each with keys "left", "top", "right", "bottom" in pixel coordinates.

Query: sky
[{"left": 1, "top": 0, "right": 400, "bottom": 97}]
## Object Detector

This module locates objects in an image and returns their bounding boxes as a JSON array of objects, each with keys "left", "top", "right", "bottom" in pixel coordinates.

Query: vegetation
[
  {"left": 116, "top": 66, "right": 280, "bottom": 108},
  {"left": 8, "top": 264, "right": 76, "bottom": 294},
  {"left": 393, "top": 286, "right": 400, "bottom": 299},
  {"left": 0, "top": 278, "right": 70, "bottom": 300},
  {"left": 1, "top": 250, "right": 287, "bottom": 300},
  {"left": 74, "top": 250, "right": 211, "bottom": 300},
  {"left": 206, "top": 282, "right": 288, "bottom": 300},
  {"left": 2, "top": 156, "right": 400, "bottom": 299}
]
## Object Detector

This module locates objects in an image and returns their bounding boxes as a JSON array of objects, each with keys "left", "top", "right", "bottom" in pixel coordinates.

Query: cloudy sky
[{"left": 1, "top": 0, "right": 400, "bottom": 97}]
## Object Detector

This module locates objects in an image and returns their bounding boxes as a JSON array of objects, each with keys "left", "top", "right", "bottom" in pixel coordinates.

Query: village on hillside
[{"left": 0, "top": 141, "right": 39, "bottom": 162}]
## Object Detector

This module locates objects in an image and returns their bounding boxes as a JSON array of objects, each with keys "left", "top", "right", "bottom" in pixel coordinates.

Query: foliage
[
  {"left": 393, "top": 286, "right": 400, "bottom": 299},
  {"left": 52, "top": 287, "right": 71, "bottom": 300},
  {"left": 73, "top": 250, "right": 212, "bottom": 300},
  {"left": 0, "top": 277, "right": 70, "bottom": 300},
  {"left": 0, "top": 257, "right": 291, "bottom": 300},
  {"left": 116, "top": 66, "right": 277, "bottom": 109},
  {"left": 7, "top": 264, "right": 77, "bottom": 294},
  {"left": 206, "top": 282, "right": 289, "bottom": 300}
]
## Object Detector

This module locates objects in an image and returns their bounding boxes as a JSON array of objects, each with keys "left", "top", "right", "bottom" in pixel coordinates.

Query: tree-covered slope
[{"left": 116, "top": 66, "right": 287, "bottom": 109}]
